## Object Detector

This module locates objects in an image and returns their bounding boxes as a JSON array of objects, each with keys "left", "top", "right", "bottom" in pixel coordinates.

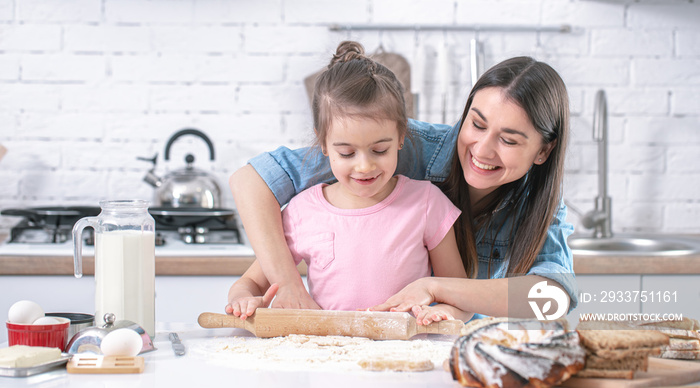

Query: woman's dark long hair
[{"left": 440, "top": 56, "right": 569, "bottom": 278}]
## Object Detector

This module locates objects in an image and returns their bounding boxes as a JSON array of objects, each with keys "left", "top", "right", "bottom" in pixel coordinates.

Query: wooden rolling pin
[{"left": 198, "top": 309, "right": 464, "bottom": 340}]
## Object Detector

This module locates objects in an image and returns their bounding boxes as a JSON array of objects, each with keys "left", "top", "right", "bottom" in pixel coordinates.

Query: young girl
[
  {"left": 229, "top": 54, "right": 576, "bottom": 323},
  {"left": 226, "top": 41, "right": 469, "bottom": 323}
]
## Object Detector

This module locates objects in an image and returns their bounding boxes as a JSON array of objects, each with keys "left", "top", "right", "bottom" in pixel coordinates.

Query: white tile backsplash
[{"left": 0, "top": 0, "right": 698, "bottom": 234}]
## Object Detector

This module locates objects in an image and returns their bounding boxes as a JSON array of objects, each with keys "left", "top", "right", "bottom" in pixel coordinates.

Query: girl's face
[
  {"left": 323, "top": 116, "right": 403, "bottom": 208},
  {"left": 458, "top": 87, "right": 555, "bottom": 204}
]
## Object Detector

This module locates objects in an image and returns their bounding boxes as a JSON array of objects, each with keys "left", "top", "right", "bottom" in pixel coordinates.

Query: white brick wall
[{"left": 0, "top": 0, "right": 698, "bottom": 235}]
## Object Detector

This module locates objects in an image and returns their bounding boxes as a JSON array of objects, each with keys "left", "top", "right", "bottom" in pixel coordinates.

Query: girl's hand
[
  {"left": 225, "top": 283, "right": 279, "bottom": 319},
  {"left": 411, "top": 305, "right": 455, "bottom": 326},
  {"left": 369, "top": 278, "right": 435, "bottom": 313}
]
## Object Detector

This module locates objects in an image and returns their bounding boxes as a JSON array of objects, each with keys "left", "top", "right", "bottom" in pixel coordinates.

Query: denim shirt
[{"left": 249, "top": 118, "right": 578, "bottom": 311}]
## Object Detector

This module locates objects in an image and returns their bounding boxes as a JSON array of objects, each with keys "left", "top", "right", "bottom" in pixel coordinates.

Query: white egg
[
  {"left": 100, "top": 328, "right": 143, "bottom": 357},
  {"left": 32, "top": 316, "right": 61, "bottom": 325},
  {"left": 8, "top": 300, "right": 44, "bottom": 324}
]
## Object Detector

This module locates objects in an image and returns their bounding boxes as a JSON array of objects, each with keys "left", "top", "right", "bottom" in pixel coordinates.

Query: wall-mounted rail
[{"left": 328, "top": 24, "right": 572, "bottom": 33}]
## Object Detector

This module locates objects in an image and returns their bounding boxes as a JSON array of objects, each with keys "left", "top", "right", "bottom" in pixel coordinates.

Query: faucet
[{"left": 581, "top": 90, "right": 612, "bottom": 238}]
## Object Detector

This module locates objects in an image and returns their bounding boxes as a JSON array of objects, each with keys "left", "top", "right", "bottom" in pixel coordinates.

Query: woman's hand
[
  {"left": 226, "top": 283, "right": 279, "bottom": 320},
  {"left": 270, "top": 282, "right": 321, "bottom": 310},
  {"left": 369, "top": 277, "right": 435, "bottom": 312}
]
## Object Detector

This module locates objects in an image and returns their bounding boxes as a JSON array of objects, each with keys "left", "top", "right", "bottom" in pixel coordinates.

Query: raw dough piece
[{"left": 358, "top": 358, "right": 434, "bottom": 372}]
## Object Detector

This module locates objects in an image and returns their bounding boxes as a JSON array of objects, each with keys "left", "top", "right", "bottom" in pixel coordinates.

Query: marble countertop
[{"left": 1, "top": 322, "right": 461, "bottom": 388}]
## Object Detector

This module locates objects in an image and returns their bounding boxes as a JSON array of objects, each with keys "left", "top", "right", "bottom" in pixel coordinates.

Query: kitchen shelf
[{"left": 328, "top": 24, "right": 573, "bottom": 33}]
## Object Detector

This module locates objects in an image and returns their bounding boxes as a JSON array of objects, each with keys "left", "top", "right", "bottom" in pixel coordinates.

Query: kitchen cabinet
[
  {"left": 1, "top": 274, "right": 313, "bottom": 343},
  {"left": 0, "top": 275, "right": 242, "bottom": 344},
  {"left": 566, "top": 274, "right": 642, "bottom": 327},
  {"left": 567, "top": 274, "right": 700, "bottom": 326},
  {"left": 640, "top": 275, "right": 700, "bottom": 319}
]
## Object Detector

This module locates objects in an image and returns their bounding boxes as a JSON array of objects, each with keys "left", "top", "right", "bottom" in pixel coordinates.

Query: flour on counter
[{"left": 189, "top": 334, "right": 453, "bottom": 372}]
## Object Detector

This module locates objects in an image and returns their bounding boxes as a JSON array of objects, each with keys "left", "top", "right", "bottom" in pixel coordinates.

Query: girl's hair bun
[
  {"left": 329, "top": 41, "right": 366, "bottom": 68},
  {"left": 312, "top": 40, "right": 407, "bottom": 154}
]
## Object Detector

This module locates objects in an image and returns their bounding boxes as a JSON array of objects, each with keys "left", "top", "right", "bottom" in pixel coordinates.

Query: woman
[{"left": 228, "top": 56, "right": 576, "bottom": 320}]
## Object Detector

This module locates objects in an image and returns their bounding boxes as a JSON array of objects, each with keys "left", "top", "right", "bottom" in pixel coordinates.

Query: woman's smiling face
[{"left": 458, "top": 87, "right": 555, "bottom": 204}]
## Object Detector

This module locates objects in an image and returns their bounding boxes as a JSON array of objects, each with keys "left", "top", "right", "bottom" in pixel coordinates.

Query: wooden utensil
[
  {"left": 198, "top": 309, "right": 464, "bottom": 340},
  {"left": 67, "top": 355, "right": 144, "bottom": 374}
]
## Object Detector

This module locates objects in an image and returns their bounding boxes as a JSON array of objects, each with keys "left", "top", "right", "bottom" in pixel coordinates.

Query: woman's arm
[
  {"left": 371, "top": 275, "right": 571, "bottom": 319},
  {"left": 229, "top": 165, "right": 320, "bottom": 309}
]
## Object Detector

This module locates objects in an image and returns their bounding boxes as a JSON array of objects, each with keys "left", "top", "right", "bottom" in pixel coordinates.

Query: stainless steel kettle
[{"left": 138, "top": 129, "right": 222, "bottom": 208}]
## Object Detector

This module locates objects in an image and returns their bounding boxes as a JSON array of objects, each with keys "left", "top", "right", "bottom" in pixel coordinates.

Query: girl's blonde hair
[{"left": 311, "top": 41, "right": 408, "bottom": 150}]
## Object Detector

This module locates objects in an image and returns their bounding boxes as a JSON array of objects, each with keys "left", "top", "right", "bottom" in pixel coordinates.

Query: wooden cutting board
[
  {"left": 561, "top": 358, "right": 700, "bottom": 387},
  {"left": 198, "top": 308, "right": 464, "bottom": 340}
]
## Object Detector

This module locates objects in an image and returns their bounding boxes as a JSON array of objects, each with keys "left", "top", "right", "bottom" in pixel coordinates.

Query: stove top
[
  {"left": 0, "top": 234, "right": 254, "bottom": 257},
  {"left": 1, "top": 206, "right": 250, "bottom": 257}
]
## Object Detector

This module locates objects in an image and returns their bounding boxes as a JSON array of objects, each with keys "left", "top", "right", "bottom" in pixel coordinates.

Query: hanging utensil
[
  {"left": 437, "top": 41, "right": 450, "bottom": 124},
  {"left": 470, "top": 38, "right": 484, "bottom": 88},
  {"left": 411, "top": 43, "right": 425, "bottom": 120}
]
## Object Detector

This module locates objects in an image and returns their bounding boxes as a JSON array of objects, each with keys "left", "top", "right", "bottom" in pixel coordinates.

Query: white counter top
[
  {"left": 5, "top": 322, "right": 700, "bottom": 387},
  {"left": 0, "top": 238, "right": 254, "bottom": 258},
  {"left": 1, "top": 322, "right": 461, "bottom": 388}
]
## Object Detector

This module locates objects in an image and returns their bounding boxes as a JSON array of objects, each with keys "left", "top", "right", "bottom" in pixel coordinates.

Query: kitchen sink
[{"left": 568, "top": 234, "right": 700, "bottom": 257}]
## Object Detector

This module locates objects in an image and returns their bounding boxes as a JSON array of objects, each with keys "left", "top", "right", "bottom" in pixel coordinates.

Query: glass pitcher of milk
[{"left": 73, "top": 199, "right": 155, "bottom": 338}]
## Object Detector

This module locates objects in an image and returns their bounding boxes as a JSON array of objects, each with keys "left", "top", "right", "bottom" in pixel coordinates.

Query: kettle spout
[
  {"left": 143, "top": 170, "right": 162, "bottom": 188},
  {"left": 138, "top": 154, "right": 162, "bottom": 187}
]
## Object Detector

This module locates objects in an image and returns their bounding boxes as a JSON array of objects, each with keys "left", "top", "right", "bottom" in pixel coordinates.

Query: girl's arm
[
  {"left": 372, "top": 275, "right": 570, "bottom": 319},
  {"left": 225, "top": 260, "right": 277, "bottom": 319},
  {"left": 423, "top": 226, "right": 471, "bottom": 322},
  {"left": 229, "top": 165, "right": 320, "bottom": 310},
  {"left": 412, "top": 303, "right": 474, "bottom": 325},
  {"left": 428, "top": 226, "right": 467, "bottom": 279}
]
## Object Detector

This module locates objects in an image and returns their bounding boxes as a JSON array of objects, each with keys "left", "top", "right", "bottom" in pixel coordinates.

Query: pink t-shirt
[{"left": 282, "top": 175, "right": 461, "bottom": 311}]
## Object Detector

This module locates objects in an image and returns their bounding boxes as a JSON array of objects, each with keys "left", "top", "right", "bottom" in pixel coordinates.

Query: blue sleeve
[
  {"left": 248, "top": 119, "right": 459, "bottom": 206},
  {"left": 526, "top": 200, "right": 579, "bottom": 312},
  {"left": 248, "top": 147, "right": 333, "bottom": 206}
]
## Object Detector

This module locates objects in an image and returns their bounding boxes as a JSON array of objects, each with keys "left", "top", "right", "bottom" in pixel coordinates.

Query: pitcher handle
[{"left": 72, "top": 216, "right": 97, "bottom": 278}]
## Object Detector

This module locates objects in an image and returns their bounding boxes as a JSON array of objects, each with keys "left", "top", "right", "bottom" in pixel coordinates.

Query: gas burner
[
  {"left": 4, "top": 206, "right": 242, "bottom": 246},
  {"left": 175, "top": 227, "right": 241, "bottom": 244},
  {"left": 9, "top": 219, "right": 86, "bottom": 244},
  {"left": 3, "top": 206, "right": 100, "bottom": 244}
]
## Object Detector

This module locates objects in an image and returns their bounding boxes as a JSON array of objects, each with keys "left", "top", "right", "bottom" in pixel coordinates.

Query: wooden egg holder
[{"left": 67, "top": 355, "right": 144, "bottom": 374}]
